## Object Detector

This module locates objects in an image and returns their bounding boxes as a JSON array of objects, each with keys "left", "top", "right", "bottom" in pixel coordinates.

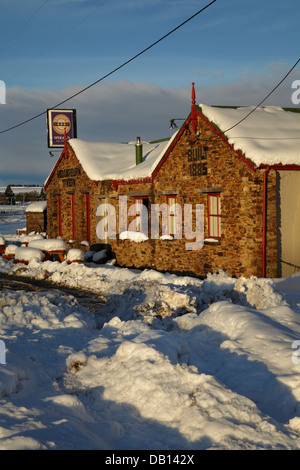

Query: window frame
[
  {"left": 207, "top": 193, "right": 221, "bottom": 239},
  {"left": 133, "top": 196, "right": 149, "bottom": 234}
]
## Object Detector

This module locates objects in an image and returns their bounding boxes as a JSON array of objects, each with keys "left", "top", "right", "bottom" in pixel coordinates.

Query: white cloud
[{"left": 0, "top": 71, "right": 298, "bottom": 185}]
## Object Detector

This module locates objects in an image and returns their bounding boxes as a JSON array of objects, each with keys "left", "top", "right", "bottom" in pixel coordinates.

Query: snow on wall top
[
  {"left": 67, "top": 133, "right": 177, "bottom": 182},
  {"left": 200, "top": 104, "right": 300, "bottom": 167},
  {"left": 25, "top": 201, "right": 47, "bottom": 212}
]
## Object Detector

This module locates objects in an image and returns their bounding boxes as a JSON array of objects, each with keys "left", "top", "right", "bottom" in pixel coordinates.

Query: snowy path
[
  {"left": 0, "top": 222, "right": 300, "bottom": 448},
  {"left": 0, "top": 258, "right": 300, "bottom": 449},
  {"left": 0, "top": 271, "right": 106, "bottom": 317}
]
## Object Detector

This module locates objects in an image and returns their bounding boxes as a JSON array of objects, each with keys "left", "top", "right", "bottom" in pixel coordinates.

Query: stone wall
[
  {"left": 26, "top": 211, "right": 47, "bottom": 234},
  {"left": 45, "top": 113, "right": 279, "bottom": 278},
  {"left": 46, "top": 147, "right": 96, "bottom": 246},
  {"left": 111, "top": 117, "right": 277, "bottom": 278}
]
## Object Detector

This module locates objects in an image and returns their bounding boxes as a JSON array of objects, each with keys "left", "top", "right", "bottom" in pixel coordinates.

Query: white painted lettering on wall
[{"left": 0, "top": 80, "right": 6, "bottom": 104}]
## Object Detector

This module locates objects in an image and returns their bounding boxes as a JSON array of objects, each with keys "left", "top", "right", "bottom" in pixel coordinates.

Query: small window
[
  {"left": 166, "top": 195, "right": 177, "bottom": 236},
  {"left": 208, "top": 193, "right": 221, "bottom": 238},
  {"left": 134, "top": 197, "right": 149, "bottom": 233}
]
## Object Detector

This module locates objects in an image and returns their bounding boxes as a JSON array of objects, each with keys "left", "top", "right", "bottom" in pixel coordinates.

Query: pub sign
[{"left": 47, "top": 109, "right": 77, "bottom": 148}]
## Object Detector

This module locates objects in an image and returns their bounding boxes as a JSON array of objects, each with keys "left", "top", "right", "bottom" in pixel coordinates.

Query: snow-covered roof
[
  {"left": 200, "top": 104, "right": 300, "bottom": 167},
  {"left": 25, "top": 201, "right": 47, "bottom": 212},
  {"left": 67, "top": 133, "right": 178, "bottom": 182}
]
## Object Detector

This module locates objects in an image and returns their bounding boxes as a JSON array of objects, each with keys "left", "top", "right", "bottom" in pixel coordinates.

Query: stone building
[
  {"left": 25, "top": 201, "right": 47, "bottom": 234},
  {"left": 45, "top": 85, "right": 300, "bottom": 278}
]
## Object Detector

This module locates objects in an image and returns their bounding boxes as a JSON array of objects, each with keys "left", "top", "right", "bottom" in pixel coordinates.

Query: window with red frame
[
  {"left": 134, "top": 197, "right": 149, "bottom": 233},
  {"left": 208, "top": 193, "right": 221, "bottom": 238}
]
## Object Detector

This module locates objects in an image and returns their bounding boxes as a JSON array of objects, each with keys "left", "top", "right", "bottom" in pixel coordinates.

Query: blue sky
[{"left": 0, "top": 0, "right": 299, "bottom": 185}]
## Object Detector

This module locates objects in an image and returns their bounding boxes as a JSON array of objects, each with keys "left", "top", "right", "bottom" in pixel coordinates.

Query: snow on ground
[
  {"left": 0, "top": 204, "right": 27, "bottom": 236},
  {"left": 1, "top": 219, "right": 300, "bottom": 449}
]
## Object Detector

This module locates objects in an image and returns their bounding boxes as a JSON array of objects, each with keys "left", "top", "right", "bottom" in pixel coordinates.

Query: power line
[
  {"left": 197, "top": 57, "right": 300, "bottom": 144},
  {"left": 5, "top": 0, "right": 110, "bottom": 84},
  {"left": 0, "top": 0, "right": 217, "bottom": 136},
  {"left": 0, "top": 0, "right": 50, "bottom": 53},
  {"left": 221, "top": 57, "right": 300, "bottom": 135}
]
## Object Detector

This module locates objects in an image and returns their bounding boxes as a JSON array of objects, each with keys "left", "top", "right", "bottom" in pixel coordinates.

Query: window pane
[
  {"left": 208, "top": 194, "right": 221, "bottom": 238},
  {"left": 209, "top": 195, "right": 218, "bottom": 214},
  {"left": 169, "top": 214, "right": 175, "bottom": 235},
  {"left": 135, "top": 199, "right": 142, "bottom": 216},
  {"left": 210, "top": 216, "right": 219, "bottom": 237},
  {"left": 136, "top": 217, "right": 141, "bottom": 232},
  {"left": 134, "top": 198, "right": 148, "bottom": 233}
]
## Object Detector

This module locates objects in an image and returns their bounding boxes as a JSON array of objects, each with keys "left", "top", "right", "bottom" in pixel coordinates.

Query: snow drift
[{"left": 1, "top": 213, "right": 300, "bottom": 449}]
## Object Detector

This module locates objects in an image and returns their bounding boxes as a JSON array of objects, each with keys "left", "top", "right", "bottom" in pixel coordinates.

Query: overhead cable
[
  {"left": 0, "top": 0, "right": 217, "bottom": 135},
  {"left": 0, "top": 0, "right": 50, "bottom": 53},
  {"left": 221, "top": 57, "right": 300, "bottom": 135},
  {"left": 5, "top": 0, "right": 110, "bottom": 84}
]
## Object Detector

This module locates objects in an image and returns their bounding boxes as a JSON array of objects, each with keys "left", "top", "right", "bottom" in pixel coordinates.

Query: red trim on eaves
[
  {"left": 44, "top": 143, "right": 98, "bottom": 190},
  {"left": 259, "top": 163, "right": 300, "bottom": 170},
  {"left": 113, "top": 106, "right": 259, "bottom": 189},
  {"left": 113, "top": 177, "right": 152, "bottom": 190},
  {"left": 198, "top": 110, "right": 300, "bottom": 172}
]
